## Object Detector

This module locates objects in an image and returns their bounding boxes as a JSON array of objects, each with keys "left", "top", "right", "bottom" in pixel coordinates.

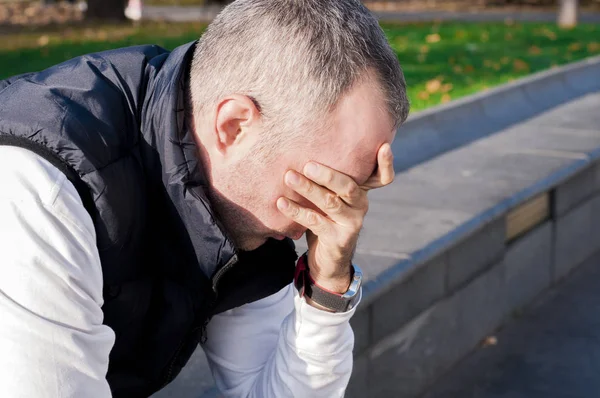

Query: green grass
[{"left": 1, "top": 21, "right": 600, "bottom": 111}]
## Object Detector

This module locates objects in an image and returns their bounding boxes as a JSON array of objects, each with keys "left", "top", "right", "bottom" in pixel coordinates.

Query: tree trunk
[
  {"left": 558, "top": 0, "right": 579, "bottom": 28},
  {"left": 86, "top": 0, "right": 128, "bottom": 21}
]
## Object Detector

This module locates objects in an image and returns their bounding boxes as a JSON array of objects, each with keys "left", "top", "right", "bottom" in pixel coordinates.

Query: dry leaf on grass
[
  {"left": 568, "top": 42, "right": 582, "bottom": 52},
  {"left": 441, "top": 94, "right": 452, "bottom": 103},
  {"left": 417, "top": 91, "right": 430, "bottom": 100},
  {"left": 426, "top": 33, "right": 441, "bottom": 43},
  {"left": 588, "top": 42, "right": 600, "bottom": 52},
  {"left": 540, "top": 28, "right": 557, "bottom": 41},
  {"left": 37, "top": 35, "right": 49, "bottom": 47},
  {"left": 528, "top": 45, "right": 542, "bottom": 55},
  {"left": 426, "top": 79, "right": 442, "bottom": 93},
  {"left": 441, "top": 83, "right": 453, "bottom": 93},
  {"left": 513, "top": 59, "right": 530, "bottom": 72}
]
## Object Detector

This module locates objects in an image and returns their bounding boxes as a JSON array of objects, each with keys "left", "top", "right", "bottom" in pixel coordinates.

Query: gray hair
[{"left": 190, "top": 0, "right": 409, "bottom": 139}]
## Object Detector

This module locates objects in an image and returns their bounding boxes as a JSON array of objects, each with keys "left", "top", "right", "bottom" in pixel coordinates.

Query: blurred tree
[
  {"left": 86, "top": 0, "right": 128, "bottom": 20},
  {"left": 558, "top": 0, "right": 579, "bottom": 27}
]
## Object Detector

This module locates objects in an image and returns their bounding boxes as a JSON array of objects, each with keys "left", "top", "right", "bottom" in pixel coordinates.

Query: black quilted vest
[{"left": 0, "top": 42, "right": 297, "bottom": 397}]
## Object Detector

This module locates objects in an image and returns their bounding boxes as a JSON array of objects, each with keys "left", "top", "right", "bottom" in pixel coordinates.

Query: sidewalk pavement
[{"left": 423, "top": 250, "right": 600, "bottom": 398}]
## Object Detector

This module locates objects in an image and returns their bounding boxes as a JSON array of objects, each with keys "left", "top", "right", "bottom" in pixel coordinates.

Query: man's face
[{"left": 205, "top": 77, "right": 396, "bottom": 251}]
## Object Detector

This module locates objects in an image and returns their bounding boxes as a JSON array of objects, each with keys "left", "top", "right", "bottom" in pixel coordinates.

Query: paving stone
[
  {"left": 368, "top": 260, "right": 508, "bottom": 398},
  {"left": 504, "top": 222, "right": 553, "bottom": 311},
  {"left": 553, "top": 199, "right": 595, "bottom": 281},
  {"left": 564, "top": 62, "right": 600, "bottom": 94},
  {"left": 476, "top": 124, "right": 600, "bottom": 156},
  {"left": 447, "top": 219, "right": 505, "bottom": 292},
  {"left": 371, "top": 255, "right": 446, "bottom": 343},
  {"left": 554, "top": 166, "right": 599, "bottom": 217},
  {"left": 589, "top": 194, "right": 600, "bottom": 255},
  {"left": 423, "top": 251, "right": 600, "bottom": 398},
  {"left": 530, "top": 92, "right": 600, "bottom": 131},
  {"left": 345, "top": 354, "right": 369, "bottom": 398},
  {"left": 522, "top": 74, "right": 574, "bottom": 112},
  {"left": 392, "top": 116, "right": 444, "bottom": 171},
  {"left": 359, "top": 202, "right": 470, "bottom": 266},
  {"left": 480, "top": 86, "right": 536, "bottom": 126},
  {"left": 350, "top": 305, "right": 371, "bottom": 355}
]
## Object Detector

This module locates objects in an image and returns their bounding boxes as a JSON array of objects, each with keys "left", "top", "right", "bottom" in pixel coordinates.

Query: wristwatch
[{"left": 294, "top": 252, "right": 363, "bottom": 313}]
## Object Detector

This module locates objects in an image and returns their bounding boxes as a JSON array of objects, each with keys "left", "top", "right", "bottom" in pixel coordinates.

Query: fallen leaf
[
  {"left": 541, "top": 28, "right": 557, "bottom": 41},
  {"left": 453, "top": 65, "right": 463, "bottom": 73},
  {"left": 37, "top": 35, "right": 49, "bottom": 47},
  {"left": 426, "top": 79, "right": 442, "bottom": 93},
  {"left": 493, "top": 63, "right": 501, "bottom": 71},
  {"left": 528, "top": 45, "right": 542, "bottom": 55},
  {"left": 513, "top": 59, "right": 530, "bottom": 72},
  {"left": 568, "top": 42, "right": 582, "bottom": 52},
  {"left": 417, "top": 53, "right": 427, "bottom": 63},
  {"left": 441, "top": 94, "right": 452, "bottom": 103},
  {"left": 482, "top": 336, "right": 498, "bottom": 347},
  {"left": 441, "top": 83, "right": 453, "bottom": 93},
  {"left": 420, "top": 45, "right": 430, "bottom": 54},
  {"left": 505, "top": 33, "right": 513, "bottom": 41},
  {"left": 417, "top": 91, "right": 430, "bottom": 100},
  {"left": 448, "top": 57, "right": 456, "bottom": 65},
  {"left": 426, "top": 33, "right": 441, "bottom": 43},
  {"left": 464, "top": 65, "right": 475, "bottom": 73},
  {"left": 588, "top": 42, "right": 600, "bottom": 52},
  {"left": 501, "top": 56, "right": 511, "bottom": 65}
]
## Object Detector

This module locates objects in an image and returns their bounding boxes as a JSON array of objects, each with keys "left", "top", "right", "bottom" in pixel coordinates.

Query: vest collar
[{"left": 142, "top": 42, "right": 237, "bottom": 279}]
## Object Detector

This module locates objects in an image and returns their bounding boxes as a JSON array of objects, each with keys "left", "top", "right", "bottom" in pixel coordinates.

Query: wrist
[
  {"left": 309, "top": 271, "right": 352, "bottom": 295},
  {"left": 295, "top": 252, "right": 362, "bottom": 313}
]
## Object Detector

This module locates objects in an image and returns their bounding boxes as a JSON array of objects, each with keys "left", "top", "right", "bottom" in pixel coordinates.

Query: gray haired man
[{"left": 0, "top": 0, "right": 409, "bottom": 396}]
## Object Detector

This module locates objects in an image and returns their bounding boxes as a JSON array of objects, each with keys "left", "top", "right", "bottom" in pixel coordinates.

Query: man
[{"left": 0, "top": 0, "right": 409, "bottom": 397}]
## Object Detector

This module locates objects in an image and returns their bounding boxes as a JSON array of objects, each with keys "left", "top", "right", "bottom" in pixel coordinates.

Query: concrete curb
[{"left": 394, "top": 55, "right": 600, "bottom": 172}]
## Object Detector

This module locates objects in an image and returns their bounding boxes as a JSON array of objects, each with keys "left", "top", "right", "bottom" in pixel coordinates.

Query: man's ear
[{"left": 214, "top": 95, "right": 261, "bottom": 154}]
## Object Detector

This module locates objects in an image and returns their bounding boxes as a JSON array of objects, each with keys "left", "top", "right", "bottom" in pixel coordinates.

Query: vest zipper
[
  {"left": 160, "top": 253, "right": 239, "bottom": 388},
  {"left": 211, "top": 254, "right": 239, "bottom": 293}
]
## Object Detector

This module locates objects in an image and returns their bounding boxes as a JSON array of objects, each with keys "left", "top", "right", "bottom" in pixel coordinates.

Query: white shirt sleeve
[
  {"left": 203, "top": 279, "right": 360, "bottom": 397},
  {"left": 0, "top": 147, "right": 115, "bottom": 398}
]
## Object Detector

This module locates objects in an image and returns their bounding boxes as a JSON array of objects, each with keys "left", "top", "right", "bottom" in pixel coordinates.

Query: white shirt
[{"left": 0, "top": 146, "right": 359, "bottom": 398}]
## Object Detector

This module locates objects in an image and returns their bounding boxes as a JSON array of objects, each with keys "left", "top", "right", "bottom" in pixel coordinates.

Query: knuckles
[
  {"left": 324, "top": 193, "right": 343, "bottom": 212},
  {"left": 306, "top": 211, "right": 322, "bottom": 227}
]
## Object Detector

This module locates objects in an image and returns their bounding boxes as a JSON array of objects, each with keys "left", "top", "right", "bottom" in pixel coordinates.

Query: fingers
[
  {"left": 361, "top": 143, "right": 395, "bottom": 190},
  {"left": 284, "top": 169, "right": 367, "bottom": 222},
  {"left": 302, "top": 162, "right": 363, "bottom": 206},
  {"left": 276, "top": 197, "right": 332, "bottom": 236}
]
